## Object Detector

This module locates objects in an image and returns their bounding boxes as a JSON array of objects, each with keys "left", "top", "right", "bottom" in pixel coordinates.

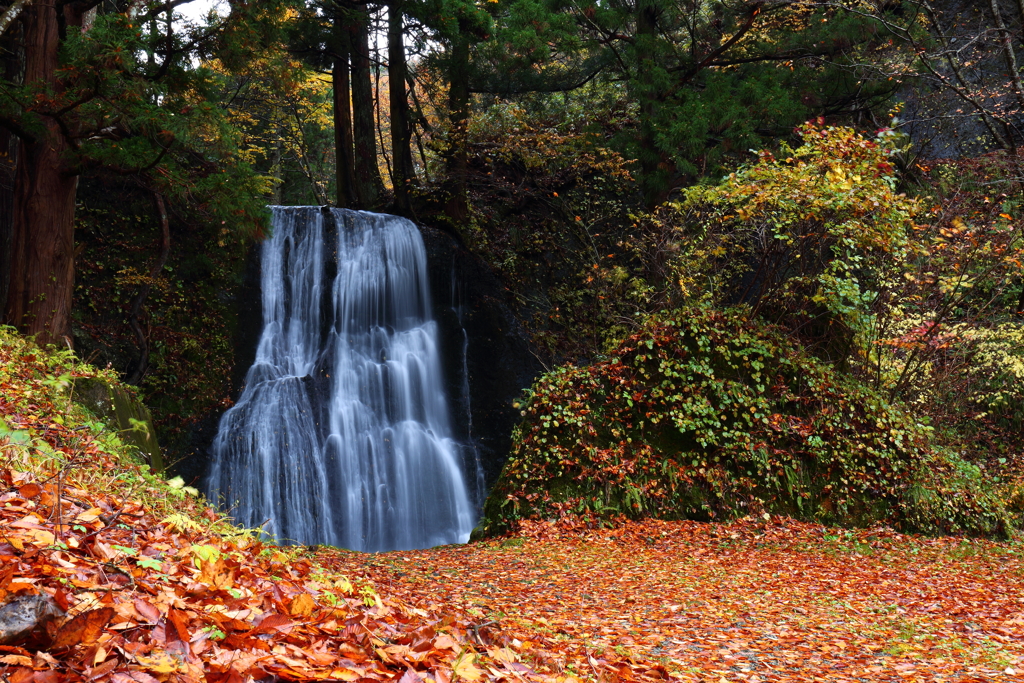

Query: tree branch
[
  {"left": 670, "top": 2, "right": 763, "bottom": 91},
  {"left": 0, "top": 0, "right": 33, "bottom": 38},
  {"left": 134, "top": 0, "right": 200, "bottom": 23}
]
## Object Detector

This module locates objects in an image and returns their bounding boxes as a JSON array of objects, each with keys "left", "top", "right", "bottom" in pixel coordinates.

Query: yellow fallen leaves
[
  {"left": 134, "top": 650, "right": 182, "bottom": 674},
  {"left": 453, "top": 653, "right": 484, "bottom": 681}
]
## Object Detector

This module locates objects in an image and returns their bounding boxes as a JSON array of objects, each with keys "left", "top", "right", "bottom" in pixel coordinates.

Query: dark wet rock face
[
  {"left": 175, "top": 238, "right": 263, "bottom": 488},
  {"left": 419, "top": 222, "right": 543, "bottom": 501}
]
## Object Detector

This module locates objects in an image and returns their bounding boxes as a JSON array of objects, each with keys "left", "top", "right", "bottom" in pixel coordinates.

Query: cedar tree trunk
[
  {"left": 388, "top": 0, "right": 415, "bottom": 212},
  {"left": 333, "top": 5, "right": 356, "bottom": 208},
  {"left": 4, "top": 2, "right": 79, "bottom": 347},
  {"left": 350, "top": 6, "right": 381, "bottom": 208}
]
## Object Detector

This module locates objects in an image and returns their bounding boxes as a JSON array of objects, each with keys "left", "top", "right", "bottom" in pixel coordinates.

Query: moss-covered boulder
[
  {"left": 74, "top": 378, "right": 164, "bottom": 473},
  {"left": 478, "top": 307, "right": 1006, "bottom": 537}
]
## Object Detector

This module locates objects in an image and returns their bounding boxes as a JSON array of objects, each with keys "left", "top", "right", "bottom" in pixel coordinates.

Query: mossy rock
[
  {"left": 478, "top": 307, "right": 1008, "bottom": 537},
  {"left": 74, "top": 378, "right": 164, "bottom": 473}
]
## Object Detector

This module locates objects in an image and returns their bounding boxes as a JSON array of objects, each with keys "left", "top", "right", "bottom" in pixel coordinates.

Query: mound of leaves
[{"left": 478, "top": 307, "right": 1007, "bottom": 537}]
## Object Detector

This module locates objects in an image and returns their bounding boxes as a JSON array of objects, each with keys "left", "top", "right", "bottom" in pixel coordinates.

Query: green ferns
[{"left": 479, "top": 308, "right": 1007, "bottom": 536}]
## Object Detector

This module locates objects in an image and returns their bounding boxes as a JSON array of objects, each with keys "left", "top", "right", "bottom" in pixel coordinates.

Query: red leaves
[
  {"left": 0, "top": 457, "right": 559, "bottom": 683},
  {"left": 329, "top": 517, "right": 1024, "bottom": 681}
]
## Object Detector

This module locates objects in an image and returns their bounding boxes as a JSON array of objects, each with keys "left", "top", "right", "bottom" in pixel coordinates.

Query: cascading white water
[{"left": 205, "top": 207, "right": 476, "bottom": 552}]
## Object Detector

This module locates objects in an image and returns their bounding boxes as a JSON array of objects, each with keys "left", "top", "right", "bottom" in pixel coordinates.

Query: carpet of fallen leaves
[
  {"left": 0, "top": 463, "right": 553, "bottom": 683},
  {"left": 320, "top": 517, "right": 1024, "bottom": 682}
]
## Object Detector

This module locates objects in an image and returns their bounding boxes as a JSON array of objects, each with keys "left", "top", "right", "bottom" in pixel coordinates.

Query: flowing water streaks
[{"left": 207, "top": 207, "right": 475, "bottom": 551}]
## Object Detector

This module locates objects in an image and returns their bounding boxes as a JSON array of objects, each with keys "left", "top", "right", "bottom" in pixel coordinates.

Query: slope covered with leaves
[{"left": 0, "top": 330, "right": 554, "bottom": 683}]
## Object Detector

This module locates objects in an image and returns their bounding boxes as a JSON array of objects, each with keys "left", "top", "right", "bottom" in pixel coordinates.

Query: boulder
[{"left": 74, "top": 377, "right": 164, "bottom": 472}]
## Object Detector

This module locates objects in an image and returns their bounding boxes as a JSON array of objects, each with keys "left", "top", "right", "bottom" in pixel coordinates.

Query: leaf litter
[
  {"left": 319, "top": 517, "right": 1024, "bottom": 682},
  {"left": 12, "top": 452, "right": 1024, "bottom": 683},
  {"left": 0, "top": 462, "right": 559, "bottom": 683}
]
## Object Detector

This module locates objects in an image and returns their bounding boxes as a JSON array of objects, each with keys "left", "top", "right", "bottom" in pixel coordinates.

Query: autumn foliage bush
[
  {"left": 671, "top": 121, "right": 921, "bottom": 363},
  {"left": 479, "top": 308, "right": 1007, "bottom": 537}
]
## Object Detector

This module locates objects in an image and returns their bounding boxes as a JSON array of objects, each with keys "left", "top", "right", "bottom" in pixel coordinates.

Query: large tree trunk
[
  {"left": 444, "top": 35, "right": 470, "bottom": 224},
  {"left": 0, "top": 129, "right": 15, "bottom": 318},
  {"left": 388, "top": 0, "right": 415, "bottom": 212},
  {"left": 634, "top": 0, "right": 665, "bottom": 207},
  {"left": 4, "top": 2, "right": 79, "bottom": 348},
  {"left": 350, "top": 5, "right": 382, "bottom": 208},
  {"left": 0, "top": 15, "right": 23, "bottom": 316},
  {"left": 332, "top": 4, "right": 356, "bottom": 208}
]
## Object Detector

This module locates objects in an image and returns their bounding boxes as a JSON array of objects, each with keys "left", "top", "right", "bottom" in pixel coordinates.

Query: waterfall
[{"left": 205, "top": 207, "right": 476, "bottom": 552}]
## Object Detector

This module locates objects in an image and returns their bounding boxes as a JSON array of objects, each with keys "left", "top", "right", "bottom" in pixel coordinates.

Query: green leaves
[
  {"left": 672, "top": 123, "right": 922, "bottom": 363},
  {"left": 479, "top": 307, "right": 1007, "bottom": 538}
]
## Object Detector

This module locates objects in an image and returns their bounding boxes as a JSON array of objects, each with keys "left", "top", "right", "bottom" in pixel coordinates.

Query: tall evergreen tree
[
  {"left": 291, "top": 0, "right": 386, "bottom": 209},
  {"left": 388, "top": 0, "right": 415, "bottom": 211},
  {"left": 349, "top": 2, "right": 383, "bottom": 207},
  {"left": 463, "top": 0, "right": 897, "bottom": 205},
  {"left": 0, "top": 1, "right": 274, "bottom": 346}
]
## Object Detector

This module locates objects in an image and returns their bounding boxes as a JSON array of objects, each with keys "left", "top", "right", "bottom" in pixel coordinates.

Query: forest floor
[
  {"left": 321, "top": 517, "right": 1024, "bottom": 683},
  {"left": 3, "top": 462, "right": 1024, "bottom": 683}
]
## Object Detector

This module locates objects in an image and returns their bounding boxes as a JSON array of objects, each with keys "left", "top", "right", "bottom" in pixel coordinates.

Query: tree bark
[
  {"left": 635, "top": 0, "right": 665, "bottom": 207},
  {"left": 0, "top": 0, "right": 33, "bottom": 38},
  {"left": 444, "top": 34, "right": 470, "bottom": 224},
  {"left": 350, "top": 4, "right": 382, "bottom": 208},
  {"left": 0, "top": 14, "right": 23, "bottom": 316},
  {"left": 4, "top": 2, "right": 80, "bottom": 348},
  {"left": 332, "top": 3, "right": 356, "bottom": 207},
  {"left": 388, "top": 0, "right": 415, "bottom": 212},
  {"left": 0, "top": 130, "right": 15, "bottom": 317}
]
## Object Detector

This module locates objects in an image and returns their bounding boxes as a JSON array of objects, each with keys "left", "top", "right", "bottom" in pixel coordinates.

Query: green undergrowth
[
  {"left": 479, "top": 307, "right": 1010, "bottom": 537},
  {"left": 0, "top": 328, "right": 236, "bottom": 534}
]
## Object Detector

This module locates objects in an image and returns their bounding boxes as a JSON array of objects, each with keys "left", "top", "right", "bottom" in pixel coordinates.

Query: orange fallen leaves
[
  {"left": 49, "top": 607, "right": 114, "bottom": 649},
  {"left": 320, "top": 516, "right": 1024, "bottom": 682},
  {"left": 0, "top": 463, "right": 565, "bottom": 683}
]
